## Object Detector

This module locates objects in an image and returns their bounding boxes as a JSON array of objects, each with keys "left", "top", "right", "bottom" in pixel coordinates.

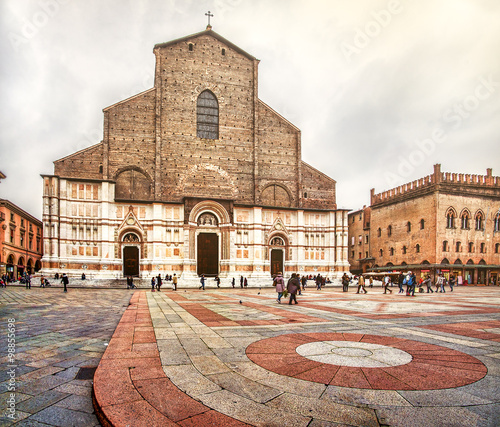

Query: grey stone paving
[
  {"left": 0, "top": 287, "right": 132, "bottom": 426},
  {"left": 2, "top": 284, "right": 500, "bottom": 426},
  {"left": 147, "top": 286, "right": 500, "bottom": 427}
]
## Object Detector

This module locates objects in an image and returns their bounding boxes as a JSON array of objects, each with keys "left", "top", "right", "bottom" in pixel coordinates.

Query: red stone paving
[
  {"left": 419, "top": 320, "right": 500, "bottom": 341},
  {"left": 93, "top": 291, "right": 251, "bottom": 427},
  {"left": 294, "top": 300, "right": 500, "bottom": 319},
  {"left": 245, "top": 332, "right": 487, "bottom": 390}
]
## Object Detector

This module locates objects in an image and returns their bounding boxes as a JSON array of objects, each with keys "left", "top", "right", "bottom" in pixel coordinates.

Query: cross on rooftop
[{"left": 205, "top": 11, "right": 213, "bottom": 28}]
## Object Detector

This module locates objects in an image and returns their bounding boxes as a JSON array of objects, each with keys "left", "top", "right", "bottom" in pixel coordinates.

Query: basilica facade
[{"left": 41, "top": 27, "right": 349, "bottom": 281}]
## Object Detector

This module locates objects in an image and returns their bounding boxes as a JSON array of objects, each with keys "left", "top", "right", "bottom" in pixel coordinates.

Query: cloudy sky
[{"left": 1, "top": 0, "right": 499, "bottom": 219}]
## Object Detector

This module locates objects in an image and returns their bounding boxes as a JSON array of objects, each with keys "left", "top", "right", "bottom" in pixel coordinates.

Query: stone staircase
[{"left": 23, "top": 274, "right": 343, "bottom": 289}]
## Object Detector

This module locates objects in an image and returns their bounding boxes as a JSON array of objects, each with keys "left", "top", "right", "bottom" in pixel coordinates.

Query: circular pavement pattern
[
  {"left": 246, "top": 332, "right": 487, "bottom": 390},
  {"left": 296, "top": 341, "right": 413, "bottom": 368}
]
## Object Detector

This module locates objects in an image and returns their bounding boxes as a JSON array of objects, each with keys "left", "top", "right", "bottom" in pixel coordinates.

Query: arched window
[
  {"left": 446, "top": 208, "right": 456, "bottom": 229},
  {"left": 379, "top": 249, "right": 383, "bottom": 257},
  {"left": 495, "top": 243, "right": 500, "bottom": 253},
  {"left": 377, "top": 228, "right": 381, "bottom": 237},
  {"left": 443, "top": 241, "right": 448, "bottom": 252},
  {"left": 402, "top": 245, "right": 407, "bottom": 254},
  {"left": 494, "top": 212, "right": 500, "bottom": 232},
  {"left": 390, "top": 247, "right": 394, "bottom": 256},
  {"left": 461, "top": 210, "right": 470, "bottom": 230},
  {"left": 416, "top": 244, "right": 420, "bottom": 253},
  {"left": 468, "top": 242, "right": 474, "bottom": 253},
  {"left": 475, "top": 211, "right": 484, "bottom": 230},
  {"left": 480, "top": 243, "right": 485, "bottom": 253},
  {"left": 407, "top": 221, "right": 411, "bottom": 232},
  {"left": 387, "top": 225, "right": 392, "bottom": 237},
  {"left": 456, "top": 241, "right": 462, "bottom": 252},
  {"left": 197, "top": 90, "right": 219, "bottom": 139},
  {"left": 420, "top": 219, "right": 425, "bottom": 229}
]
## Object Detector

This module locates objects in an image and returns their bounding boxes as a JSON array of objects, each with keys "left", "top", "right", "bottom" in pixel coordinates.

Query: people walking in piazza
[
  {"left": 436, "top": 273, "right": 445, "bottom": 293},
  {"left": 274, "top": 272, "right": 285, "bottom": 304},
  {"left": 151, "top": 276, "right": 156, "bottom": 291},
  {"left": 215, "top": 275, "right": 220, "bottom": 288},
  {"left": 423, "top": 275, "right": 433, "bottom": 293},
  {"left": 357, "top": 274, "right": 367, "bottom": 294},
  {"left": 449, "top": 274, "right": 455, "bottom": 292},
  {"left": 315, "top": 274, "right": 322, "bottom": 290},
  {"left": 240, "top": 276, "right": 244, "bottom": 288},
  {"left": 232, "top": 277, "right": 235, "bottom": 288},
  {"left": 383, "top": 274, "right": 392, "bottom": 294},
  {"left": 341, "top": 273, "right": 350, "bottom": 292},
  {"left": 369, "top": 276, "right": 374, "bottom": 288},
  {"left": 61, "top": 273, "right": 69, "bottom": 293},
  {"left": 407, "top": 272, "right": 416, "bottom": 296},
  {"left": 398, "top": 273, "right": 405, "bottom": 293},
  {"left": 244, "top": 277, "right": 248, "bottom": 287},
  {"left": 199, "top": 274, "right": 205, "bottom": 290},
  {"left": 383, "top": 275, "right": 392, "bottom": 294},
  {"left": 172, "top": 273, "right": 178, "bottom": 291},
  {"left": 287, "top": 273, "right": 300, "bottom": 305},
  {"left": 301, "top": 275, "right": 307, "bottom": 290}
]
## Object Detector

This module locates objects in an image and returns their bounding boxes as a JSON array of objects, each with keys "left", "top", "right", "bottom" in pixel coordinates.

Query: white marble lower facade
[{"left": 41, "top": 178, "right": 350, "bottom": 280}]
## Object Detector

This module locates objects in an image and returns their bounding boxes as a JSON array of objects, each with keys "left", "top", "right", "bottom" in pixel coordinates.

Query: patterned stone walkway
[
  {"left": 93, "top": 286, "right": 500, "bottom": 427},
  {"left": 0, "top": 287, "right": 132, "bottom": 426}
]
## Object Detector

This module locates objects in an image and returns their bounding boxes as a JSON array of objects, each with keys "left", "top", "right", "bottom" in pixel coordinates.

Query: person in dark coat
[
  {"left": 341, "top": 273, "right": 350, "bottom": 292},
  {"left": 287, "top": 273, "right": 300, "bottom": 305},
  {"left": 61, "top": 273, "right": 69, "bottom": 292}
]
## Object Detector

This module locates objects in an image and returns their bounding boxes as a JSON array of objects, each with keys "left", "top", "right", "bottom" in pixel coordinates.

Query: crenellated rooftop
[{"left": 371, "top": 164, "right": 500, "bottom": 206}]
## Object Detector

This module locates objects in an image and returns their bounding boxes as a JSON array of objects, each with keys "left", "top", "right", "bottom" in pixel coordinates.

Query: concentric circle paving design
[
  {"left": 296, "top": 341, "right": 413, "bottom": 368},
  {"left": 246, "top": 332, "right": 487, "bottom": 390}
]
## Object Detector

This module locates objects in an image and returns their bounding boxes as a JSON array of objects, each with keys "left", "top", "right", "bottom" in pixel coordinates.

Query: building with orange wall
[
  {"left": 0, "top": 197, "right": 43, "bottom": 280},
  {"left": 348, "top": 165, "right": 500, "bottom": 285}
]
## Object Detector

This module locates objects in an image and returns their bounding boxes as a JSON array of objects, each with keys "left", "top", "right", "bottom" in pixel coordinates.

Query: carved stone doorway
[
  {"left": 123, "top": 246, "right": 139, "bottom": 277},
  {"left": 197, "top": 233, "right": 218, "bottom": 276},
  {"left": 271, "top": 249, "right": 284, "bottom": 276}
]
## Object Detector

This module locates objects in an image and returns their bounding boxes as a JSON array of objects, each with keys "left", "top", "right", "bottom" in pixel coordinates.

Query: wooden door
[
  {"left": 197, "top": 233, "right": 218, "bottom": 276},
  {"left": 123, "top": 246, "right": 139, "bottom": 277},
  {"left": 271, "top": 249, "right": 283, "bottom": 276}
]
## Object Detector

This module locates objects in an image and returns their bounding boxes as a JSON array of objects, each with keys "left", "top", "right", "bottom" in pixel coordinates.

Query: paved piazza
[{"left": 1, "top": 285, "right": 500, "bottom": 426}]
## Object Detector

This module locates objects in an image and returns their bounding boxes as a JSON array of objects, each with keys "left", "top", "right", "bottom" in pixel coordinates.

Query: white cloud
[{"left": 1, "top": 0, "right": 499, "bottom": 218}]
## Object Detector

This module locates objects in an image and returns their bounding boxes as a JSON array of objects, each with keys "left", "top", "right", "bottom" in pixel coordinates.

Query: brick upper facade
[
  {"left": 53, "top": 29, "right": 336, "bottom": 211},
  {"left": 42, "top": 28, "right": 348, "bottom": 281}
]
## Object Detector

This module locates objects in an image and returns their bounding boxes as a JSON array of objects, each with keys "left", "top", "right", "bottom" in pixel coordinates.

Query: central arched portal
[{"left": 197, "top": 233, "right": 219, "bottom": 276}]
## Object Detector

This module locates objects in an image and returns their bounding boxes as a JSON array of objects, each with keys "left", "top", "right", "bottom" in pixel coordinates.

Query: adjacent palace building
[
  {"left": 1, "top": 173, "right": 43, "bottom": 279},
  {"left": 41, "top": 27, "right": 349, "bottom": 281},
  {"left": 348, "top": 164, "right": 500, "bottom": 285}
]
